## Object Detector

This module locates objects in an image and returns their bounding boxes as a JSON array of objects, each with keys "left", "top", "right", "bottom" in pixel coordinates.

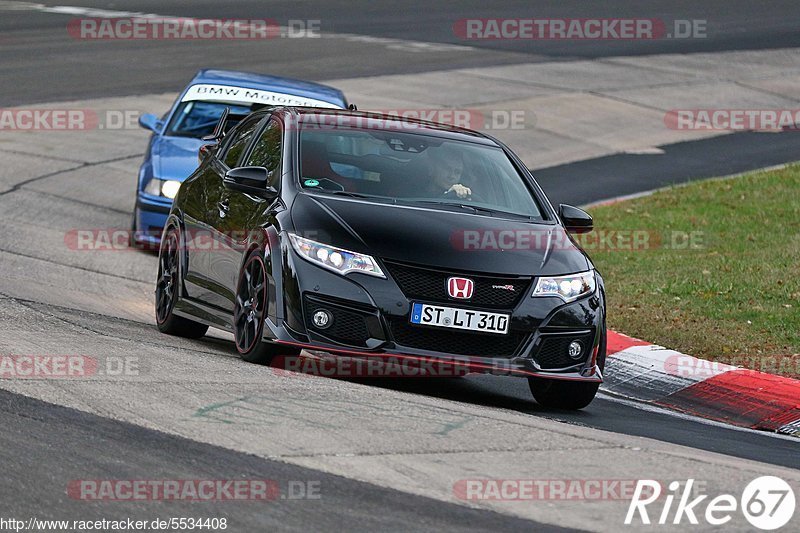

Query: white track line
[{"left": 0, "top": 0, "right": 476, "bottom": 53}]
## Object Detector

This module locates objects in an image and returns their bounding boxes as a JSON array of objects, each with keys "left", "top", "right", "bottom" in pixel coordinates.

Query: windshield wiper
[
  {"left": 307, "top": 189, "right": 397, "bottom": 203},
  {"left": 407, "top": 200, "right": 535, "bottom": 220},
  {"left": 468, "top": 205, "right": 537, "bottom": 220},
  {"left": 405, "top": 200, "right": 477, "bottom": 211},
  {"left": 318, "top": 190, "right": 373, "bottom": 199}
]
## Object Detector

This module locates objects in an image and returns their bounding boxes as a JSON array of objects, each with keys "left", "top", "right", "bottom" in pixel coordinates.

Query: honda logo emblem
[{"left": 447, "top": 277, "right": 474, "bottom": 299}]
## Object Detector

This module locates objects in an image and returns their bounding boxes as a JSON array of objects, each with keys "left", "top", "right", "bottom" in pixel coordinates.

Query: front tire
[
  {"left": 155, "top": 225, "right": 208, "bottom": 339},
  {"left": 528, "top": 331, "right": 606, "bottom": 410},
  {"left": 528, "top": 378, "right": 600, "bottom": 410},
  {"left": 234, "top": 251, "right": 300, "bottom": 364}
]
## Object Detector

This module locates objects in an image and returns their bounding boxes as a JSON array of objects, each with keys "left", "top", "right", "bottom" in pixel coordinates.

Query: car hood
[
  {"left": 290, "top": 193, "right": 590, "bottom": 276},
  {"left": 151, "top": 136, "right": 205, "bottom": 182}
]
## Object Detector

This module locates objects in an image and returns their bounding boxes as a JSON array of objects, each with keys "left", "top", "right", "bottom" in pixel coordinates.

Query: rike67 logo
[{"left": 626, "top": 477, "right": 796, "bottom": 530}]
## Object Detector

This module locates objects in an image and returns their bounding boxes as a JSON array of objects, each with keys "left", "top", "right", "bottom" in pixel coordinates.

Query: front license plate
[{"left": 409, "top": 303, "right": 509, "bottom": 334}]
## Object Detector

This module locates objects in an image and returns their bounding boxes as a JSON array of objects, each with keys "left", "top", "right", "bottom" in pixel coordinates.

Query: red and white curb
[{"left": 604, "top": 331, "right": 800, "bottom": 437}]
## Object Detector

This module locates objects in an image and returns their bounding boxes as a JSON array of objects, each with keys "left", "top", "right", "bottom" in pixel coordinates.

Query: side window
[
  {"left": 246, "top": 121, "right": 282, "bottom": 189},
  {"left": 222, "top": 116, "right": 261, "bottom": 168}
]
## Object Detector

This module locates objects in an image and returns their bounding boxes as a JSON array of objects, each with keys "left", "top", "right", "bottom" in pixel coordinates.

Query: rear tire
[
  {"left": 234, "top": 251, "right": 300, "bottom": 364},
  {"left": 155, "top": 225, "right": 209, "bottom": 339},
  {"left": 528, "top": 330, "right": 606, "bottom": 410}
]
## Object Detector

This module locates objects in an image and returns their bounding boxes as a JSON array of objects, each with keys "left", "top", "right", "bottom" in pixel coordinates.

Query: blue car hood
[{"left": 151, "top": 136, "right": 205, "bottom": 181}]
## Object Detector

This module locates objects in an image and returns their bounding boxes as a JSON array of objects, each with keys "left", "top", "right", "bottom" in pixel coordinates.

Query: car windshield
[
  {"left": 298, "top": 127, "right": 543, "bottom": 219},
  {"left": 164, "top": 101, "right": 258, "bottom": 138}
]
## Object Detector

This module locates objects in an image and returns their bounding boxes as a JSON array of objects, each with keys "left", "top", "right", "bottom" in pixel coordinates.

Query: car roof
[
  {"left": 190, "top": 69, "right": 348, "bottom": 107},
  {"left": 275, "top": 107, "right": 500, "bottom": 146}
]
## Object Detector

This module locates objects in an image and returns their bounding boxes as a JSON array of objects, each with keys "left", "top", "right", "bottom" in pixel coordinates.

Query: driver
[{"left": 426, "top": 146, "right": 472, "bottom": 199}]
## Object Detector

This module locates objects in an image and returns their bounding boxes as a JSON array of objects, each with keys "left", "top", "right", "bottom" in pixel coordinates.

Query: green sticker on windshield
[{"left": 304, "top": 179, "right": 320, "bottom": 187}]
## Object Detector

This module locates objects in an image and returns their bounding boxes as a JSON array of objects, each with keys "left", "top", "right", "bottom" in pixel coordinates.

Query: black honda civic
[{"left": 155, "top": 107, "right": 606, "bottom": 409}]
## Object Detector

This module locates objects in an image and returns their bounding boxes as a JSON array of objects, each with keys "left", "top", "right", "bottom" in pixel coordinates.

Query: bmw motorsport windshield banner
[{"left": 182, "top": 83, "right": 341, "bottom": 108}]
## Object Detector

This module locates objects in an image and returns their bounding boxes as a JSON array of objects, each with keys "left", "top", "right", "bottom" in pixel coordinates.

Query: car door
[
  {"left": 185, "top": 114, "right": 265, "bottom": 310},
  {"left": 216, "top": 119, "right": 285, "bottom": 308},
  {"left": 180, "top": 145, "right": 226, "bottom": 304}
]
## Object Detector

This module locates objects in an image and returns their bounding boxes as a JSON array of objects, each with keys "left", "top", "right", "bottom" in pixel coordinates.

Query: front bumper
[
  {"left": 264, "top": 244, "right": 605, "bottom": 382},
  {"left": 133, "top": 195, "right": 172, "bottom": 247}
]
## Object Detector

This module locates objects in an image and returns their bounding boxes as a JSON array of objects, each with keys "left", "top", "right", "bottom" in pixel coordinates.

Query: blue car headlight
[
  {"left": 288, "top": 233, "right": 385, "bottom": 278},
  {"left": 144, "top": 178, "right": 181, "bottom": 199},
  {"left": 532, "top": 270, "right": 596, "bottom": 302}
]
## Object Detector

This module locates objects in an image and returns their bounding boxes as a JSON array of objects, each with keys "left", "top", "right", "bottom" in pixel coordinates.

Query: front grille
[
  {"left": 304, "top": 296, "right": 375, "bottom": 347},
  {"left": 389, "top": 319, "right": 527, "bottom": 357},
  {"left": 532, "top": 332, "right": 595, "bottom": 369},
  {"left": 384, "top": 261, "right": 530, "bottom": 309}
]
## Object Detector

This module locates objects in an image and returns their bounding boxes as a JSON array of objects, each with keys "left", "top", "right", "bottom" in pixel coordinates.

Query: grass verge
[{"left": 584, "top": 164, "right": 800, "bottom": 376}]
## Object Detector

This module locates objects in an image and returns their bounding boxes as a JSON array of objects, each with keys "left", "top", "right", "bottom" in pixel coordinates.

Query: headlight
[
  {"left": 144, "top": 178, "right": 181, "bottom": 199},
  {"left": 288, "top": 233, "right": 385, "bottom": 278},
  {"left": 532, "top": 270, "right": 596, "bottom": 302}
]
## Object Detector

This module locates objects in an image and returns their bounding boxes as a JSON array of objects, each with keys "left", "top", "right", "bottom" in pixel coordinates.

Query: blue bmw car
[{"left": 133, "top": 69, "right": 348, "bottom": 247}]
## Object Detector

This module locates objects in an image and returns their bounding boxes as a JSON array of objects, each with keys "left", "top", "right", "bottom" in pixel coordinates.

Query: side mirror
[
  {"left": 138, "top": 113, "right": 163, "bottom": 133},
  {"left": 223, "top": 166, "right": 277, "bottom": 199},
  {"left": 559, "top": 204, "right": 593, "bottom": 234}
]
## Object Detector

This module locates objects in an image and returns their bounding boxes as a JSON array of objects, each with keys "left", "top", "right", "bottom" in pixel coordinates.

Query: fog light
[
  {"left": 312, "top": 310, "right": 332, "bottom": 329},
  {"left": 568, "top": 340, "right": 583, "bottom": 359}
]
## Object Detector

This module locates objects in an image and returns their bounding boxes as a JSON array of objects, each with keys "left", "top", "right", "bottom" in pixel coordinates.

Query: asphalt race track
[
  {"left": 0, "top": 2, "right": 798, "bottom": 531},
  {"left": 2, "top": 0, "right": 800, "bottom": 106}
]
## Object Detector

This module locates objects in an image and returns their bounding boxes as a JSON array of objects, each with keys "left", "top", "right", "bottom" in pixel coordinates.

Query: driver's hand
[{"left": 446, "top": 184, "right": 472, "bottom": 198}]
